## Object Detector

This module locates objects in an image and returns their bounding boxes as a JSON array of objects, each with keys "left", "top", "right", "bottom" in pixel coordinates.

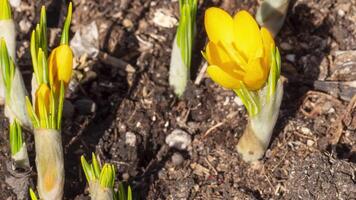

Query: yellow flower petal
[
  {"left": 261, "top": 27, "right": 275, "bottom": 72},
  {"left": 35, "top": 84, "right": 50, "bottom": 117},
  {"left": 48, "top": 48, "right": 57, "bottom": 87},
  {"left": 243, "top": 58, "right": 267, "bottom": 90},
  {"left": 205, "top": 7, "right": 234, "bottom": 44},
  {"left": 48, "top": 45, "right": 73, "bottom": 87},
  {"left": 233, "top": 10, "right": 263, "bottom": 60},
  {"left": 205, "top": 42, "right": 245, "bottom": 78},
  {"left": 207, "top": 65, "right": 241, "bottom": 89},
  {"left": 55, "top": 45, "right": 73, "bottom": 84}
]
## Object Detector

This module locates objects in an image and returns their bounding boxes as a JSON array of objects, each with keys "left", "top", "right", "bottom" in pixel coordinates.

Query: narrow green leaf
[
  {"left": 39, "top": 6, "right": 48, "bottom": 58},
  {"left": 233, "top": 83, "right": 260, "bottom": 116},
  {"left": 57, "top": 81, "right": 65, "bottom": 130},
  {"left": 25, "top": 96, "right": 39, "bottom": 128},
  {"left": 0, "top": 0, "right": 11, "bottom": 20},
  {"left": 30, "top": 31, "right": 40, "bottom": 83},
  {"left": 91, "top": 153, "right": 101, "bottom": 178},
  {"left": 0, "top": 39, "right": 11, "bottom": 91},
  {"left": 118, "top": 183, "right": 126, "bottom": 200},
  {"left": 9, "top": 120, "right": 23, "bottom": 156},
  {"left": 127, "top": 186, "right": 132, "bottom": 200},
  {"left": 81, "top": 155, "right": 92, "bottom": 182},
  {"left": 50, "top": 90, "right": 56, "bottom": 129},
  {"left": 267, "top": 46, "right": 277, "bottom": 102},
  {"left": 60, "top": 2, "right": 72, "bottom": 45},
  {"left": 36, "top": 49, "right": 44, "bottom": 84},
  {"left": 29, "top": 188, "right": 38, "bottom": 200},
  {"left": 275, "top": 47, "right": 281, "bottom": 79}
]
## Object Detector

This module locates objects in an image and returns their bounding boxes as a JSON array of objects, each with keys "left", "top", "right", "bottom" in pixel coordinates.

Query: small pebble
[
  {"left": 300, "top": 127, "right": 312, "bottom": 135},
  {"left": 286, "top": 54, "right": 296, "bottom": 63},
  {"left": 125, "top": 132, "right": 137, "bottom": 147},
  {"left": 234, "top": 96, "right": 244, "bottom": 106},
  {"left": 280, "top": 42, "right": 293, "bottom": 51},
  {"left": 171, "top": 152, "right": 184, "bottom": 166},
  {"left": 165, "top": 129, "right": 191, "bottom": 150},
  {"left": 122, "top": 173, "right": 130, "bottom": 181},
  {"left": 337, "top": 9, "right": 345, "bottom": 17},
  {"left": 122, "top": 19, "right": 133, "bottom": 28},
  {"left": 307, "top": 140, "right": 315, "bottom": 146}
]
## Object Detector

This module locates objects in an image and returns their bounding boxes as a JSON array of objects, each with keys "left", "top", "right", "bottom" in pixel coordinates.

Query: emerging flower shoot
[
  {"left": 256, "top": 0, "right": 291, "bottom": 37},
  {"left": 0, "top": 0, "right": 15, "bottom": 104},
  {"left": 0, "top": 39, "right": 30, "bottom": 169},
  {"left": 25, "top": 3, "right": 73, "bottom": 199},
  {"left": 81, "top": 153, "right": 133, "bottom": 200},
  {"left": 202, "top": 8, "right": 283, "bottom": 162},
  {"left": 169, "top": 0, "right": 197, "bottom": 97}
]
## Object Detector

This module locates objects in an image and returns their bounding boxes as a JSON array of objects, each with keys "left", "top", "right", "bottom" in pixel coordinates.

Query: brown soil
[{"left": 0, "top": 0, "right": 355, "bottom": 199}]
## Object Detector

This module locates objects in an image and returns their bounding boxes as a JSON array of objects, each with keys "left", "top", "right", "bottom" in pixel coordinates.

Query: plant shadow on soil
[
  {"left": 59, "top": 8, "right": 140, "bottom": 200},
  {"left": 270, "top": 1, "right": 332, "bottom": 150}
]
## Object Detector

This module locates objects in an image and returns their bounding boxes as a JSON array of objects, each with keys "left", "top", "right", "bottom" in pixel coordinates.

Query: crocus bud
[{"left": 48, "top": 44, "right": 73, "bottom": 90}]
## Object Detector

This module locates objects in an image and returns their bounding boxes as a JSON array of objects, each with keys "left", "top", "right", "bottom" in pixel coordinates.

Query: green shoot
[
  {"left": 60, "top": 2, "right": 72, "bottom": 45},
  {"left": 176, "top": 0, "right": 197, "bottom": 69},
  {"left": 116, "top": 183, "right": 133, "bottom": 200},
  {"left": 0, "top": 0, "right": 11, "bottom": 20},
  {"left": 0, "top": 38, "right": 14, "bottom": 101},
  {"left": 99, "top": 164, "right": 116, "bottom": 188},
  {"left": 56, "top": 81, "right": 65, "bottom": 130},
  {"left": 40, "top": 6, "right": 48, "bottom": 58},
  {"left": 9, "top": 120, "right": 23, "bottom": 156},
  {"left": 81, "top": 153, "right": 116, "bottom": 188},
  {"left": 29, "top": 188, "right": 38, "bottom": 200},
  {"left": 30, "top": 6, "right": 48, "bottom": 85},
  {"left": 25, "top": 96, "right": 40, "bottom": 128},
  {"left": 267, "top": 47, "right": 281, "bottom": 102}
]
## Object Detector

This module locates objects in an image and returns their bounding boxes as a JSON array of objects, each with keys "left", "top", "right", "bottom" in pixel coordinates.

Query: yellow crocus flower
[
  {"left": 203, "top": 8, "right": 275, "bottom": 91},
  {"left": 48, "top": 44, "right": 73, "bottom": 90}
]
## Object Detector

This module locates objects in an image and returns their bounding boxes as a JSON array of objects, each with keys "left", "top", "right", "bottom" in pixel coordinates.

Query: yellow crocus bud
[
  {"left": 48, "top": 44, "right": 73, "bottom": 90},
  {"left": 35, "top": 84, "right": 50, "bottom": 118},
  {"left": 202, "top": 8, "right": 275, "bottom": 91}
]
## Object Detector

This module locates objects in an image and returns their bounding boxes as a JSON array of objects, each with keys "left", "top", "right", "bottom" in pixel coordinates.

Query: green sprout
[
  {"left": 30, "top": 6, "right": 48, "bottom": 85},
  {"left": 169, "top": 0, "right": 198, "bottom": 97},
  {"left": 176, "top": 0, "right": 197, "bottom": 70},
  {"left": 0, "top": 38, "right": 14, "bottom": 100},
  {"left": 81, "top": 153, "right": 115, "bottom": 189},
  {"left": 9, "top": 120, "right": 23, "bottom": 156},
  {"left": 81, "top": 153, "right": 133, "bottom": 200},
  {"left": 29, "top": 188, "right": 38, "bottom": 200},
  {"left": 0, "top": 0, "right": 11, "bottom": 20}
]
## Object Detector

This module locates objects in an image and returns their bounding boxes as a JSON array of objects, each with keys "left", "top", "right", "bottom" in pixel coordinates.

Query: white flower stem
[
  {"left": 89, "top": 181, "right": 114, "bottom": 200},
  {"left": 34, "top": 128, "right": 64, "bottom": 200},
  {"left": 169, "top": 35, "right": 189, "bottom": 97},
  {"left": 11, "top": 142, "right": 30, "bottom": 169},
  {"left": 236, "top": 80, "right": 283, "bottom": 162}
]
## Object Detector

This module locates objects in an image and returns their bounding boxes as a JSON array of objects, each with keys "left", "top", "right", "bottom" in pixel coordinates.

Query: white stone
[
  {"left": 165, "top": 129, "right": 191, "bottom": 150},
  {"left": 286, "top": 54, "right": 296, "bottom": 63},
  {"left": 125, "top": 132, "right": 137, "bottom": 147},
  {"left": 152, "top": 9, "right": 178, "bottom": 28}
]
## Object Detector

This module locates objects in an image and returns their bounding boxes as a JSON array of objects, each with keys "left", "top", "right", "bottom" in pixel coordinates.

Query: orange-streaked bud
[{"left": 48, "top": 44, "right": 73, "bottom": 90}]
